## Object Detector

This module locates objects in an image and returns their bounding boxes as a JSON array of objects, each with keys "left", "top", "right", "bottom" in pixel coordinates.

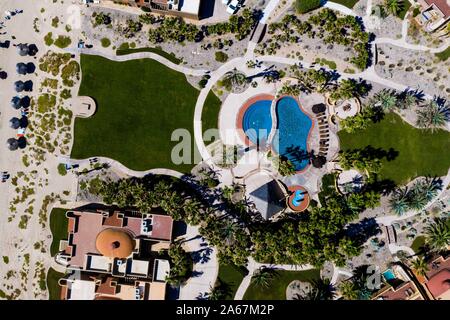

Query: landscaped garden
[
  {"left": 215, "top": 262, "right": 247, "bottom": 300},
  {"left": 49, "top": 208, "right": 68, "bottom": 257},
  {"left": 338, "top": 112, "right": 450, "bottom": 185},
  {"left": 72, "top": 54, "right": 219, "bottom": 172},
  {"left": 243, "top": 269, "right": 320, "bottom": 300},
  {"left": 46, "top": 267, "right": 65, "bottom": 300}
]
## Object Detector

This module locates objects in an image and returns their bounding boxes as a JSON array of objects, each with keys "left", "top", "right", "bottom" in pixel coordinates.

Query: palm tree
[
  {"left": 424, "top": 217, "right": 450, "bottom": 252},
  {"left": 251, "top": 267, "right": 278, "bottom": 288},
  {"left": 416, "top": 101, "right": 450, "bottom": 131},
  {"left": 389, "top": 187, "right": 410, "bottom": 216},
  {"left": 296, "top": 278, "right": 336, "bottom": 300},
  {"left": 221, "top": 68, "right": 247, "bottom": 91},
  {"left": 398, "top": 91, "right": 419, "bottom": 109},
  {"left": 411, "top": 257, "right": 429, "bottom": 276},
  {"left": 220, "top": 220, "right": 239, "bottom": 246},
  {"left": 385, "top": 0, "right": 402, "bottom": 16},
  {"left": 374, "top": 89, "right": 398, "bottom": 110},
  {"left": 208, "top": 280, "right": 231, "bottom": 300},
  {"left": 414, "top": 178, "right": 442, "bottom": 202},
  {"left": 339, "top": 280, "right": 359, "bottom": 300}
]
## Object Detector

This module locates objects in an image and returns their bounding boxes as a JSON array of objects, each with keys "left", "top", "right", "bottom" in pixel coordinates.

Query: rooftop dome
[{"left": 95, "top": 228, "right": 135, "bottom": 258}]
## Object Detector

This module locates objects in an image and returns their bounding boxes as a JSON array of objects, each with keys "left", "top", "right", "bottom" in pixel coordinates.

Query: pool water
[
  {"left": 272, "top": 96, "right": 312, "bottom": 171},
  {"left": 382, "top": 269, "right": 396, "bottom": 281},
  {"left": 292, "top": 190, "right": 305, "bottom": 206},
  {"left": 242, "top": 99, "right": 273, "bottom": 145}
]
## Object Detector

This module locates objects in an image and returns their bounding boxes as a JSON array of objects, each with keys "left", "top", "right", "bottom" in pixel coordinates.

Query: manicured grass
[
  {"left": 216, "top": 262, "right": 247, "bottom": 300},
  {"left": 435, "top": 46, "right": 450, "bottom": 61},
  {"left": 338, "top": 113, "right": 450, "bottom": 185},
  {"left": 410, "top": 235, "right": 426, "bottom": 254},
  {"left": 49, "top": 208, "right": 68, "bottom": 257},
  {"left": 397, "top": 0, "right": 412, "bottom": 19},
  {"left": 72, "top": 55, "right": 210, "bottom": 172},
  {"left": 327, "top": 0, "right": 359, "bottom": 9},
  {"left": 243, "top": 269, "right": 320, "bottom": 300},
  {"left": 201, "top": 91, "right": 222, "bottom": 143},
  {"left": 116, "top": 47, "right": 182, "bottom": 65},
  {"left": 47, "top": 267, "right": 65, "bottom": 300}
]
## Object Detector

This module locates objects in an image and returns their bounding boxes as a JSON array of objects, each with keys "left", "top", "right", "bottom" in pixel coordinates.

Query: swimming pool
[
  {"left": 241, "top": 99, "right": 273, "bottom": 145},
  {"left": 382, "top": 269, "right": 396, "bottom": 281},
  {"left": 272, "top": 96, "right": 313, "bottom": 171}
]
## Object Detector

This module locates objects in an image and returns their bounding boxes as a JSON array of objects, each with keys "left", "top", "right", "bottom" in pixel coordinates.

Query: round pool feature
[
  {"left": 237, "top": 94, "right": 275, "bottom": 146},
  {"left": 287, "top": 185, "right": 310, "bottom": 212},
  {"left": 271, "top": 96, "right": 313, "bottom": 172}
]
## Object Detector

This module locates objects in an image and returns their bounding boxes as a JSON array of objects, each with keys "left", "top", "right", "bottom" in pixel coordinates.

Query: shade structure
[
  {"left": 312, "top": 155, "right": 326, "bottom": 168},
  {"left": 14, "top": 81, "right": 24, "bottom": 92},
  {"left": 0, "top": 71, "right": 7, "bottom": 79},
  {"left": 11, "top": 96, "right": 21, "bottom": 109},
  {"left": 19, "top": 116, "right": 29, "bottom": 128},
  {"left": 17, "top": 136, "right": 27, "bottom": 149},
  {"left": 16, "top": 63, "right": 27, "bottom": 75},
  {"left": 9, "top": 117, "right": 20, "bottom": 129},
  {"left": 27, "top": 44, "right": 38, "bottom": 56},
  {"left": 26, "top": 62, "right": 35, "bottom": 73},
  {"left": 312, "top": 103, "right": 327, "bottom": 114},
  {"left": 20, "top": 96, "right": 30, "bottom": 108},
  {"left": 23, "top": 80, "right": 33, "bottom": 91},
  {"left": 7, "top": 138, "right": 19, "bottom": 151},
  {"left": 17, "top": 43, "right": 29, "bottom": 56}
]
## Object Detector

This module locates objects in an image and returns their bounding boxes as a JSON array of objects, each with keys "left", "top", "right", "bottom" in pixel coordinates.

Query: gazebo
[
  {"left": 14, "top": 81, "right": 24, "bottom": 92},
  {"left": 7, "top": 138, "right": 19, "bottom": 151},
  {"left": 11, "top": 96, "right": 21, "bottom": 109},
  {"left": 16, "top": 63, "right": 27, "bottom": 75},
  {"left": 9, "top": 117, "right": 21, "bottom": 129}
]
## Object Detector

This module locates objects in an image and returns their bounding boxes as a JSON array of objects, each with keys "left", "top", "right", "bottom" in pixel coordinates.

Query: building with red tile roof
[
  {"left": 417, "top": 0, "right": 450, "bottom": 32},
  {"left": 422, "top": 255, "right": 450, "bottom": 300}
]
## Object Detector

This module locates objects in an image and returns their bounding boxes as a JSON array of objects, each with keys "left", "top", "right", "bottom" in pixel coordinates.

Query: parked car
[{"left": 227, "top": 0, "right": 240, "bottom": 14}]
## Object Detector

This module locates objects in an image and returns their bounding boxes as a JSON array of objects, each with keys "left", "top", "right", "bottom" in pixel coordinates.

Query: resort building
[
  {"left": 372, "top": 265, "right": 426, "bottom": 300},
  {"left": 113, "top": 0, "right": 203, "bottom": 20},
  {"left": 59, "top": 274, "right": 166, "bottom": 300},
  {"left": 416, "top": 0, "right": 450, "bottom": 32},
  {"left": 421, "top": 254, "right": 450, "bottom": 300},
  {"left": 56, "top": 210, "right": 172, "bottom": 278}
]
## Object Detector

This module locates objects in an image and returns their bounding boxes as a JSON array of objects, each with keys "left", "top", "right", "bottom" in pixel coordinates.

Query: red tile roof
[
  {"left": 425, "top": 0, "right": 450, "bottom": 18},
  {"left": 426, "top": 269, "right": 450, "bottom": 298}
]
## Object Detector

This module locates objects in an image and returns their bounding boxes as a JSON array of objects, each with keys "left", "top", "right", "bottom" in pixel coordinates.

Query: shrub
[
  {"left": 51, "top": 17, "right": 59, "bottom": 28},
  {"left": 100, "top": 37, "right": 111, "bottom": 48},
  {"left": 57, "top": 164, "right": 67, "bottom": 176},
  {"left": 215, "top": 51, "right": 229, "bottom": 62},
  {"left": 60, "top": 89, "right": 72, "bottom": 100},
  {"left": 295, "top": 0, "right": 321, "bottom": 13},
  {"left": 198, "top": 78, "right": 208, "bottom": 88},
  {"left": 118, "top": 42, "right": 130, "bottom": 51},
  {"left": 140, "top": 6, "right": 151, "bottom": 12},
  {"left": 54, "top": 36, "right": 71, "bottom": 48},
  {"left": 44, "top": 32, "right": 54, "bottom": 46}
]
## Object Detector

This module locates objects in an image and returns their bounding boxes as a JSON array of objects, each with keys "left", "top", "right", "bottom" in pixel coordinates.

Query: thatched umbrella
[
  {"left": 9, "top": 117, "right": 21, "bottom": 129},
  {"left": 20, "top": 96, "right": 30, "bottom": 108},
  {"left": 14, "top": 81, "right": 24, "bottom": 92},
  {"left": 7, "top": 138, "right": 19, "bottom": 151},
  {"left": 312, "top": 103, "right": 327, "bottom": 114},
  {"left": 17, "top": 43, "right": 29, "bottom": 56},
  {"left": 11, "top": 96, "right": 21, "bottom": 109},
  {"left": 16, "top": 63, "right": 27, "bottom": 75}
]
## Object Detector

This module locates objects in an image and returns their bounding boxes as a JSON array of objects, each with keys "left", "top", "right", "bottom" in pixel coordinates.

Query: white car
[{"left": 226, "top": 0, "right": 240, "bottom": 14}]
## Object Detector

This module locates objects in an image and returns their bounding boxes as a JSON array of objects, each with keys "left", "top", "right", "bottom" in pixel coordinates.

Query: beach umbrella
[
  {"left": 17, "top": 43, "right": 29, "bottom": 56},
  {"left": 17, "top": 136, "right": 27, "bottom": 149},
  {"left": 312, "top": 103, "right": 327, "bottom": 114},
  {"left": 6, "top": 138, "right": 18, "bottom": 151},
  {"left": 11, "top": 96, "right": 21, "bottom": 109},
  {"left": 20, "top": 96, "right": 30, "bottom": 108},
  {"left": 27, "top": 44, "right": 38, "bottom": 56},
  {"left": 16, "top": 63, "right": 27, "bottom": 75},
  {"left": 24, "top": 80, "right": 33, "bottom": 91},
  {"left": 19, "top": 116, "right": 28, "bottom": 128},
  {"left": 26, "top": 62, "right": 35, "bottom": 73},
  {"left": 0, "top": 71, "right": 7, "bottom": 79},
  {"left": 14, "top": 81, "right": 24, "bottom": 92},
  {"left": 9, "top": 117, "right": 20, "bottom": 129}
]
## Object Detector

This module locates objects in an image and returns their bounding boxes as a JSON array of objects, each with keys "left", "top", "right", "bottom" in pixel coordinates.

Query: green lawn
[
  {"left": 410, "top": 235, "right": 426, "bottom": 254},
  {"left": 201, "top": 91, "right": 222, "bottom": 144},
  {"left": 397, "top": 1, "right": 412, "bottom": 20},
  {"left": 243, "top": 269, "right": 320, "bottom": 300},
  {"left": 49, "top": 208, "right": 68, "bottom": 257},
  {"left": 116, "top": 47, "right": 182, "bottom": 65},
  {"left": 435, "top": 46, "right": 450, "bottom": 61},
  {"left": 47, "top": 267, "right": 65, "bottom": 300},
  {"left": 216, "top": 262, "right": 247, "bottom": 300},
  {"left": 338, "top": 113, "right": 450, "bottom": 185},
  {"left": 327, "top": 0, "right": 359, "bottom": 9},
  {"left": 72, "top": 54, "right": 214, "bottom": 172}
]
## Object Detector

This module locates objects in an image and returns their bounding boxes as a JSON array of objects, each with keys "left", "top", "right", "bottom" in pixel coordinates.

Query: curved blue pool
[
  {"left": 242, "top": 99, "right": 273, "bottom": 145},
  {"left": 272, "top": 96, "right": 313, "bottom": 171}
]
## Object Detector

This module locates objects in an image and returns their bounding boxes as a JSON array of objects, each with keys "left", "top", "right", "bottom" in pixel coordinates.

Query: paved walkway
[
  {"left": 260, "top": 0, "right": 281, "bottom": 24},
  {"left": 65, "top": 47, "right": 208, "bottom": 76},
  {"left": 324, "top": 1, "right": 357, "bottom": 16}
]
